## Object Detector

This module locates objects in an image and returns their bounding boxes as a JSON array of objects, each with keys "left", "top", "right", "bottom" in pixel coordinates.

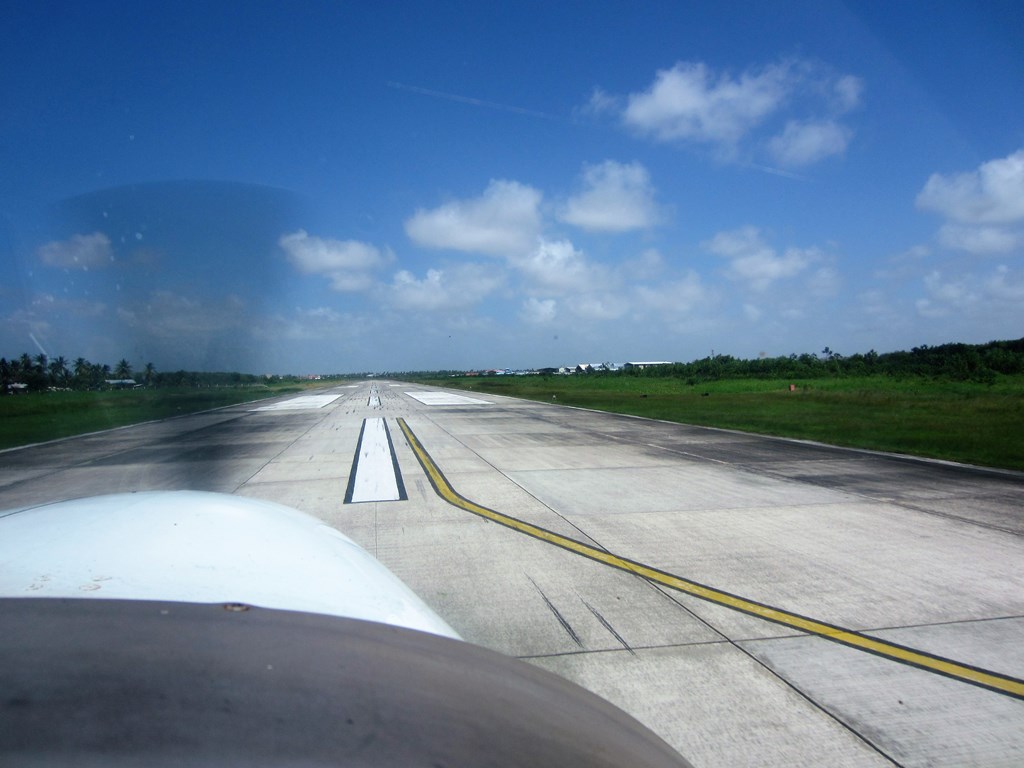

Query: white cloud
[
  {"left": 30, "top": 293, "right": 107, "bottom": 318},
  {"left": 704, "top": 226, "right": 816, "bottom": 290},
  {"left": 938, "top": 224, "right": 1022, "bottom": 254},
  {"left": 918, "top": 265, "right": 1024, "bottom": 312},
  {"left": 119, "top": 291, "right": 247, "bottom": 337},
  {"left": 584, "top": 87, "right": 621, "bottom": 115},
  {"left": 565, "top": 292, "right": 629, "bottom": 320},
  {"left": 833, "top": 75, "right": 864, "bottom": 112},
  {"left": 386, "top": 264, "right": 501, "bottom": 312},
  {"left": 633, "top": 270, "right": 711, "bottom": 316},
  {"left": 987, "top": 265, "right": 1024, "bottom": 302},
  {"left": 37, "top": 232, "right": 113, "bottom": 269},
  {"left": 703, "top": 226, "right": 771, "bottom": 258},
  {"left": 768, "top": 120, "right": 851, "bottom": 166},
  {"left": 602, "top": 59, "right": 861, "bottom": 166},
  {"left": 520, "top": 297, "right": 557, "bottom": 324},
  {"left": 404, "top": 180, "right": 542, "bottom": 257},
  {"left": 916, "top": 271, "right": 980, "bottom": 318},
  {"left": 912, "top": 265, "right": 1024, "bottom": 341},
  {"left": 622, "top": 249, "right": 665, "bottom": 280},
  {"left": 279, "top": 230, "right": 389, "bottom": 292},
  {"left": 559, "top": 160, "right": 664, "bottom": 232},
  {"left": 916, "top": 149, "right": 1024, "bottom": 224},
  {"left": 260, "top": 307, "right": 363, "bottom": 341},
  {"left": 623, "top": 61, "right": 791, "bottom": 146},
  {"left": 511, "top": 238, "right": 607, "bottom": 293}
]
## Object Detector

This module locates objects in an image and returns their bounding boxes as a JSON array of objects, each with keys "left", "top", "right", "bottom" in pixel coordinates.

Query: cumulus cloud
[
  {"left": 916, "top": 150, "right": 1024, "bottom": 257},
  {"left": 511, "top": 238, "right": 607, "bottom": 293},
  {"left": 37, "top": 232, "right": 114, "bottom": 269},
  {"left": 987, "top": 265, "right": 1024, "bottom": 302},
  {"left": 520, "top": 297, "right": 557, "bottom": 324},
  {"left": 404, "top": 180, "right": 542, "bottom": 257},
  {"left": 279, "top": 230, "right": 390, "bottom": 291},
  {"left": 938, "top": 224, "right": 1022, "bottom": 254},
  {"left": 558, "top": 160, "right": 664, "bottom": 231},
  {"left": 386, "top": 264, "right": 501, "bottom": 312},
  {"left": 768, "top": 120, "right": 851, "bottom": 166},
  {"left": 704, "top": 226, "right": 817, "bottom": 290},
  {"left": 916, "top": 149, "right": 1024, "bottom": 224},
  {"left": 633, "top": 271, "right": 711, "bottom": 316},
  {"left": 623, "top": 61, "right": 791, "bottom": 146},
  {"left": 565, "top": 293, "right": 629, "bottom": 320},
  {"left": 916, "top": 271, "right": 980, "bottom": 318},
  {"left": 916, "top": 265, "right": 1024, "bottom": 319},
  {"left": 599, "top": 59, "right": 860, "bottom": 166}
]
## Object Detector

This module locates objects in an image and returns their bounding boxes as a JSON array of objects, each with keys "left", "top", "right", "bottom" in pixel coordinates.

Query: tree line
[
  {"left": 616, "top": 338, "right": 1024, "bottom": 385},
  {"left": 6, "top": 337, "right": 1023, "bottom": 393},
  {"left": 0, "top": 353, "right": 273, "bottom": 393}
]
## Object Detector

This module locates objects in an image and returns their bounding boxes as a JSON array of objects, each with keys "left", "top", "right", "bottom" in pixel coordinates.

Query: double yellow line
[{"left": 397, "top": 418, "right": 1024, "bottom": 700}]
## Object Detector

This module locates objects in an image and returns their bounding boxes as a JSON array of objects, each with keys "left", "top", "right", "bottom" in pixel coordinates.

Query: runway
[{"left": 1, "top": 380, "right": 1022, "bottom": 766}]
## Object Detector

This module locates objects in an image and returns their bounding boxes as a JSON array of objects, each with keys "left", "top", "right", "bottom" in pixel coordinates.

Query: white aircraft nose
[{"left": 0, "top": 490, "right": 459, "bottom": 638}]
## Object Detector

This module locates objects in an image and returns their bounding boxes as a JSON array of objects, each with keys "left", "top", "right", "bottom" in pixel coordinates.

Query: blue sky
[{"left": 2, "top": 1, "right": 1023, "bottom": 374}]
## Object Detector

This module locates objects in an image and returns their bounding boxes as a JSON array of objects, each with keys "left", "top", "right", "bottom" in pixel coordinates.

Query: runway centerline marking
[
  {"left": 397, "top": 418, "right": 1024, "bottom": 701},
  {"left": 345, "top": 418, "right": 407, "bottom": 503}
]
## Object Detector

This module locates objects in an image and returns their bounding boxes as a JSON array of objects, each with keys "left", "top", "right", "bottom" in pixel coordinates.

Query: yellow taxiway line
[{"left": 397, "top": 418, "right": 1024, "bottom": 701}]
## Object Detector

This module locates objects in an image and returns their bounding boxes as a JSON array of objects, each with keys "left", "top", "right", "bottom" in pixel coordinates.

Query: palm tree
[
  {"left": 73, "top": 357, "right": 89, "bottom": 389},
  {"left": 114, "top": 359, "right": 133, "bottom": 380},
  {"left": 142, "top": 362, "right": 156, "bottom": 386},
  {"left": 48, "top": 356, "right": 70, "bottom": 388},
  {"left": 89, "top": 363, "right": 107, "bottom": 389}
]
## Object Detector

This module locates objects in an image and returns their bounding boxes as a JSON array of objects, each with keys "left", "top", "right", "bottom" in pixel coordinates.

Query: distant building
[
  {"left": 576, "top": 362, "right": 618, "bottom": 373},
  {"left": 623, "top": 361, "right": 673, "bottom": 370},
  {"left": 105, "top": 379, "right": 138, "bottom": 389}
]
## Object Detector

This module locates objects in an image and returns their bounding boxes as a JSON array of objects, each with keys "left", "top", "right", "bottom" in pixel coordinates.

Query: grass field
[
  {"left": 0, "top": 382, "right": 325, "bottom": 451},
  {"left": 3, "top": 375, "right": 1021, "bottom": 472},
  {"left": 417, "top": 374, "right": 1024, "bottom": 472}
]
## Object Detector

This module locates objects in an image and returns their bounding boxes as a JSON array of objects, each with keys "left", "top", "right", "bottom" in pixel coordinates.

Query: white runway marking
[
  {"left": 254, "top": 394, "right": 342, "bottom": 411},
  {"left": 405, "top": 391, "right": 492, "bottom": 406},
  {"left": 345, "top": 418, "right": 407, "bottom": 503}
]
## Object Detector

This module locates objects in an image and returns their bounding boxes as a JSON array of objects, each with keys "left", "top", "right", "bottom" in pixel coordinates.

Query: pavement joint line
[{"left": 397, "top": 417, "right": 1024, "bottom": 702}]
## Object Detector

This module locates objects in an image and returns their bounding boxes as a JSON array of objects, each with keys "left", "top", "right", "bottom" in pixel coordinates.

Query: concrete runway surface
[{"left": 1, "top": 380, "right": 1022, "bottom": 767}]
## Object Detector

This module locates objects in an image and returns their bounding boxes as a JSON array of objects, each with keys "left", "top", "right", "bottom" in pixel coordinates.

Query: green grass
[
  {"left": 6, "top": 375, "right": 1021, "bottom": 472},
  {"left": 417, "top": 374, "right": 1024, "bottom": 471},
  {"left": 0, "top": 382, "right": 324, "bottom": 450}
]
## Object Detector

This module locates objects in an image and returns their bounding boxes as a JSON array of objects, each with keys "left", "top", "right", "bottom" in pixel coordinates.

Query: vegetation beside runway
[
  {"left": 416, "top": 374, "right": 1024, "bottom": 472},
  {"left": 0, "top": 380, "right": 336, "bottom": 451}
]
